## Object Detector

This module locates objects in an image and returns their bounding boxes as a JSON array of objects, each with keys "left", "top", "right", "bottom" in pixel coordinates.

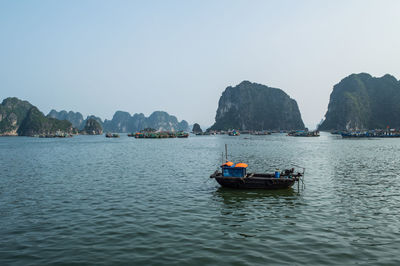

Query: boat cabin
[{"left": 221, "top": 162, "right": 248, "bottom": 177}]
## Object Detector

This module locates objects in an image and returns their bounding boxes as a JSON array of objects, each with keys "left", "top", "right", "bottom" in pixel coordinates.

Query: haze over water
[{"left": 1, "top": 133, "right": 400, "bottom": 265}]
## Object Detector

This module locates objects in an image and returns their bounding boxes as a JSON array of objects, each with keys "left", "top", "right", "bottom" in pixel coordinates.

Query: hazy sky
[{"left": 1, "top": 0, "right": 400, "bottom": 129}]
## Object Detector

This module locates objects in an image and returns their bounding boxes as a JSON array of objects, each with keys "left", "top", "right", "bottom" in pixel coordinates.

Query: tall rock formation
[
  {"left": 48, "top": 110, "right": 103, "bottom": 130},
  {"left": 0, "top": 97, "right": 76, "bottom": 136},
  {"left": 0, "top": 97, "right": 34, "bottom": 135},
  {"left": 192, "top": 123, "right": 203, "bottom": 133},
  {"left": 85, "top": 115, "right": 103, "bottom": 126},
  {"left": 103, "top": 111, "right": 189, "bottom": 133},
  {"left": 48, "top": 109, "right": 85, "bottom": 129},
  {"left": 318, "top": 73, "right": 400, "bottom": 130},
  {"left": 209, "top": 81, "right": 304, "bottom": 131},
  {"left": 81, "top": 118, "right": 103, "bottom": 135},
  {"left": 18, "top": 107, "right": 75, "bottom": 136}
]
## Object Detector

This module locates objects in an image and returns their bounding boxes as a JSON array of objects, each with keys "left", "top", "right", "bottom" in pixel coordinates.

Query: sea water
[{"left": 1, "top": 133, "right": 400, "bottom": 265}]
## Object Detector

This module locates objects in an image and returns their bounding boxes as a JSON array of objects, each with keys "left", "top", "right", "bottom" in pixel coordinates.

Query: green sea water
[{"left": 1, "top": 133, "right": 400, "bottom": 265}]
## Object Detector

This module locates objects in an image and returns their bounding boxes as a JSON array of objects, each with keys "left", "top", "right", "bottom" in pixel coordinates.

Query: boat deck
[{"left": 210, "top": 171, "right": 301, "bottom": 189}]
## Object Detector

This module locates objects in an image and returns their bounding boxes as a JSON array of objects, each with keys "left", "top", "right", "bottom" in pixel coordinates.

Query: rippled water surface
[{"left": 1, "top": 133, "right": 400, "bottom": 265}]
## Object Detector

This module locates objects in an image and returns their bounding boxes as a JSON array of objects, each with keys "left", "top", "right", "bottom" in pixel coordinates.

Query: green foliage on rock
[
  {"left": 48, "top": 110, "right": 103, "bottom": 130},
  {"left": 0, "top": 97, "right": 78, "bottom": 136},
  {"left": 192, "top": 123, "right": 203, "bottom": 133},
  {"left": 81, "top": 118, "right": 103, "bottom": 135},
  {"left": 209, "top": 81, "right": 305, "bottom": 131},
  {"left": 48, "top": 109, "right": 85, "bottom": 129},
  {"left": 103, "top": 111, "right": 189, "bottom": 132},
  {"left": 319, "top": 73, "right": 400, "bottom": 130},
  {"left": 0, "top": 97, "right": 34, "bottom": 135},
  {"left": 17, "top": 107, "right": 75, "bottom": 136}
]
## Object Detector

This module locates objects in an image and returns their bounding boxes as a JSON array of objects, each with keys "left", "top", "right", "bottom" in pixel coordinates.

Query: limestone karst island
[{"left": 2, "top": 73, "right": 400, "bottom": 138}]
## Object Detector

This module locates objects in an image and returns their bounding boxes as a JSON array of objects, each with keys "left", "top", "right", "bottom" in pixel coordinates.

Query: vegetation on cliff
[
  {"left": 192, "top": 123, "right": 203, "bottom": 133},
  {"left": 48, "top": 110, "right": 85, "bottom": 129},
  {"left": 0, "top": 97, "right": 34, "bottom": 135},
  {"left": 103, "top": 111, "right": 189, "bottom": 133},
  {"left": 18, "top": 107, "right": 75, "bottom": 136},
  {"left": 80, "top": 118, "right": 103, "bottom": 135},
  {"left": 209, "top": 81, "right": 305, "bottom": 131},
  {"left": 318, "top": 73, "right": 400, "bottom": 130},
  {"left": 48, "top": 110, "right": 103, "bottom": 130},
  {"left": 0, "top": 97, "right": 76, "bottom": 136}
]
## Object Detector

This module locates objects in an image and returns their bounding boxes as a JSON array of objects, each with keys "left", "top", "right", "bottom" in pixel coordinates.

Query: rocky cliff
[
  {"left": 0, "top": 97, "right": 34, "bottom": 135},
  {"left": 192, "top": 123, "right": 203, "bottom": 133},
  {"left": 48, "top": 110, "right": 85, "bottom": 129},
  {"left": 318, "top": 73, "right": 400, "bottom": 130},
  {"left": 209, "top": 81, "right": 305, "bottom": 131},
  {"left": 18, "top": 107, "right": 75, "bottom": 136},
  {"left": 0, "top": 97, "right": 76, "bottom": 136},
  {"left": 48, "top": 110, "right": 104, "bottom": 130},
  {"left": 80, "top": 118, "right": 103, "bottom": 135},
  {"left": 103, "top": 111, "right": 189, "bottom": 133}
]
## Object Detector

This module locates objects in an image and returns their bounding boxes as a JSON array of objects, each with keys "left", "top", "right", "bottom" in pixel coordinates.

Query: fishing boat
[
  {"left": 210, "top": 145, "right": 304, "bottom": 190},
  {"left": 341, "top": 130, "right": 400, "bottom": 138},
  {"left": 287, "top": 130, "right": 319, "bottom": 137},
  {"left": 210, "top": 167, "right": 303, "bottom": 189},
  {"left": 250, "top": 131, "right": 271, "bottom": 135},
  {"left": 176, "top": 131, "right": 189, "bottom": 138},
  {"left": 106, "top": 133, "right": 120, "bottom": 138},
  {"left": 228, "top": 130, "right": 240, "bottom": 136},
  {"left": 134, "top": 131, "right": 189, "bottom": 138}
]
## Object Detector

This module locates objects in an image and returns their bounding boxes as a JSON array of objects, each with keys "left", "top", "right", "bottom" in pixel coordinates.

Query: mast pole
[{"left": 225, "top": 144, "right": 228, "bottom": 162}]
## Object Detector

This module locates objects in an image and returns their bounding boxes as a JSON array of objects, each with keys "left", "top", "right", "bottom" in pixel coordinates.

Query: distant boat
[
  {"left": 176, "top": 132, "right": 189, "bottom": 138},
  {"left": 228, "top": 130, "right": 240, "bottom": 136},
  {"left": 134, "top": 131, "right": 189, "bottom": 138},
  {"left": 250, "top": 131, "right": 271, "bottom": 135},
  {"left": 106, "top": 133, "right": 120, "bottom": 138},
  {"left": 330, "top": 130, "right": 342, "bottom": 135},
  {"left": 287, "top": 130, "right": 320, "bottom": 137},
  {"left": 341, "top": 130, "right": 400, "bottom": 138}
]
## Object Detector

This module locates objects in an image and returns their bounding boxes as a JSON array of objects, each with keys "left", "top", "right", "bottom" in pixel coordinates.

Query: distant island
[
  {"left": 49, "top": 109, "right": 189, "bottom": 133},
  {"left": 4, "top": 73, "right": 400, "bottom": 137},
  {"left": 80, "top": 118, "right": 103, "bottom": 135},
  {"left": 0, "top": 97, "right": 190, "bottom": 137},
  {"left": 208, "top": 81, "right": 305, "bottom": 131},
  {"left": 48, "top": 110, "right": 103, "bottom": 130},
  {"left": 0, "top": 97, "right": 75, "bottom": 137},
  {"left": 192, "top": 123, "right": 203, "bottom": 133},
  {"left": 319, "top": 73, "right": 400, "bottom": 131},
  {"left": 102, "top": 111, "right": 189, "bottom": 133}
]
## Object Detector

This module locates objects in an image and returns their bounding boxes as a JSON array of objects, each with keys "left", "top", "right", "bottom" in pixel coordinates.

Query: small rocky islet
[{"left": 2, "top": 72, "right": 400, "bottom": 137}]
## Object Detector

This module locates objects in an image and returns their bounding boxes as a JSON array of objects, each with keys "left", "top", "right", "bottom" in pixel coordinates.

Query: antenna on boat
[
  {"left": 225, "top": 144, "right": 228, "bottom": 162},
  {"left": 292, "top": 164, "right": 306, "bottom": 191}
]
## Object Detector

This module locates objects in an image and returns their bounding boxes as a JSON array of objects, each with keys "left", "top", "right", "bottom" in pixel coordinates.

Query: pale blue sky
[{"left": 1, "top": 0, "right": 400, "bottom": 128}]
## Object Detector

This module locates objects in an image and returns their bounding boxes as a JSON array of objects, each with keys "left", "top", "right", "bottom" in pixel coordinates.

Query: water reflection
[{"left": 213, "top": 187, "right": 297, "bottom": 204}]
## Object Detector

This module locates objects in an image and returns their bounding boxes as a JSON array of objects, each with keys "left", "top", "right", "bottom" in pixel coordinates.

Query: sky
[{"left": 1, "top": 0, "right": 400, "bottom": 129}]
